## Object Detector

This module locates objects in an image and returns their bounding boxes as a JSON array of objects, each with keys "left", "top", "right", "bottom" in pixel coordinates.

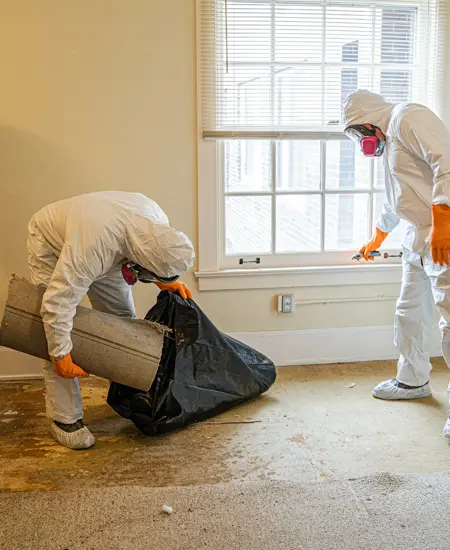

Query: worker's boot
[
  {"left": 444, "top": 383, "right": 450, "bottom": 439},
  {"left": 51, "top": 419, "right": 95, "bottom": 450},
  {"left": 443, "top": 418, "right": 450, "bottom": 439},
  {"left": 372, "top": 379, "right": 431, "bottom": 400}
]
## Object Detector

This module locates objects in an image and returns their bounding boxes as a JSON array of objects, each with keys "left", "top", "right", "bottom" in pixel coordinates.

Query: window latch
[{"left": 239, "top": 257, "right": 261, "bottom": 265}]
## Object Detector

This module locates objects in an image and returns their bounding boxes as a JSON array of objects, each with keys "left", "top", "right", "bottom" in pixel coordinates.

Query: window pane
[
  {"left": 374, "top": 158, "right": 385, "bottom": 189},
  {"left": 373, "top": 7, "right": 416, "bottom": 101},
  {"left": 225, "top": 196, "right": 272, "bottom": 255},
  {"left": 379, "top": 70, "right": 412, "bottom": 103},
  {"left": 275, "top": 4, "right": 323, "bottom": 64},
  {"left": 379, "top": 7, "right": 417, "bottom": 64},
  {"left": 226, "top": 2, "right": 271, "bottom": 63},
  {"left": 275, "top": 66, "right": 323, "bottom": 126},
  {"left": 278, "top": 141, "right": 321, "bottom": 191},
  {"left": 325, "top": 6, "right": 374, "bottom": 65},
  {"left": 276, "top": 195, "right": 321, "bottom": 253},
  {"left": 225, "top": 140, "right": 271, "bottom": 192},
  {"left": 324, "top": 66, "right": 372, "bottom": 124},
  {"left": 325, "top": 194, "right": 369, "bottom": 250},
  {"left": 326, "top": 141, "right": 371, "bottom": 190},
  {"left": 373, "top": 193, "right": 407, "bottom": 249},
  {"left": 222, "top": 66, "right": 272, "bottom": 127}
]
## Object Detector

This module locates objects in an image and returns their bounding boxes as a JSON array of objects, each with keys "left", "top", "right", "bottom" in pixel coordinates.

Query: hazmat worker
[
  {"left": 27, "top": 191, "right": 194, "bottom": 449},
  {"left": 343, "top": 90, "right": 450, "bottom": 437}
]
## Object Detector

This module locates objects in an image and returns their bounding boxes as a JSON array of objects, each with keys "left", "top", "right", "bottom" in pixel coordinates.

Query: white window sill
[{"left": 195, "top": 263, "right": 402, "bottom": 291}]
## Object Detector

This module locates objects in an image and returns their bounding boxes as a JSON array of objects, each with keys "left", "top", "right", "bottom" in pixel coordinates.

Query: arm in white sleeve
[
  {"left": 376, "top": 200, "right": 400, "bottom": 234},
  {"left": 41, "top": 243, "right": 102, "bottom": 358},
  {"left": 398, "top": 107, "right": 450, "bottom": 206}
]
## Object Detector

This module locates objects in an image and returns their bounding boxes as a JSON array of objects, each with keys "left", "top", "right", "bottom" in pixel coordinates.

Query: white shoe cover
[
  {"left": 51, "top": 422, "right": 95, "bottom": 450},
  {"left": 372, "top": 379, "right": 431, "bottom": 400},
  {"left": 444, "top": 418, "right": 450, "bottom": 439}
]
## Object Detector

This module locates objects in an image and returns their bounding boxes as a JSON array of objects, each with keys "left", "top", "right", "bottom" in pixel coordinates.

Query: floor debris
[{"left": 2, "top": 359, "right": 450, "bottom": 494}]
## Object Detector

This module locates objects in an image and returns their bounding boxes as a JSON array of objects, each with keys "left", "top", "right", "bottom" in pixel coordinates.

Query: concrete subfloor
[{"left": 1, "top": 359, "right": 450, "bottom": 493}]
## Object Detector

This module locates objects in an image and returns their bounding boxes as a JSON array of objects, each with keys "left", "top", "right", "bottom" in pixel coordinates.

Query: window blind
[{"left": 199, "top": 0, "right": 448, "bottom": 139}]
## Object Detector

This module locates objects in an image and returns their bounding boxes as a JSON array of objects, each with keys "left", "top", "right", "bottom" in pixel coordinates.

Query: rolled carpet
[{"left": 0, "top": 275, "right": 165, "bottom": 391}]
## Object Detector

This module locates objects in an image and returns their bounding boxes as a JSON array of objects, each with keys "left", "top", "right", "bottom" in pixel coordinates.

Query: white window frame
[
  {"left": 196, "top": 136, "right": 403, "bottom": 291},
  {"left": 218, "top": 135, "right": 394, "bottom": 270},
  {"left": 195, "top": 0, "right": 439, "bottom": 291}
]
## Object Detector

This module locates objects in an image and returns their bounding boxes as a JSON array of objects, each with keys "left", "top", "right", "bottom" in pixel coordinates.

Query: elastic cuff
[
  {"left": 432, "top": 179, "right": 450, "bottom": 206},
  {"left": 375, "top": 222, "right": 390, "bottom": 235},
  {"left": 394, "top": 379, "right": 429, "bottom": 390},
  {"left": 48, "top": 413, "right": 83, "bottom": 424}
]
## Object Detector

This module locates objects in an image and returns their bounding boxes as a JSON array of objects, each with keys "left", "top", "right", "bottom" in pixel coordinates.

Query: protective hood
[
  {"left": 343, "top": 90, "right": 395, "bottom": 135},
  {"left": 125, "top": 218, "right": 194, "bottom": 279},
  {"left": 28, "top": 190, "right": 195, "bottom": 359}
]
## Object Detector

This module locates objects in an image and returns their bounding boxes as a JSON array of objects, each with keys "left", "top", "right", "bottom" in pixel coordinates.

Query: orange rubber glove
[
  {"left": 359, "top": 228, "right": 389, "bottom": 261},
  {"left": 430, "top": 204, "right": 450, "bottom": 266},
  {"left": 51, "top": 353, "right": 89, "bottom": 379},
  {"left": 154, "top": 281, "right": 193, "bottom": 300}
]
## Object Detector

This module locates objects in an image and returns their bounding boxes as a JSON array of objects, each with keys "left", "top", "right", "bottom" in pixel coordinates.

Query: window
[
  {"left": 197, "top": 0, "right": 447, "bottom": 275},
  {"left": 222, "top": 138, "right": 409, "bottom": 268}
]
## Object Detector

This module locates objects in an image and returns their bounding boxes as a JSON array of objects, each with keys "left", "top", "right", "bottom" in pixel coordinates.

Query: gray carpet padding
[
  {"left": 1, "top": 472, "right": 450, "bottom": 549},
  {"left": 0, "top": 276, "right": 164, "bottom": 391}
]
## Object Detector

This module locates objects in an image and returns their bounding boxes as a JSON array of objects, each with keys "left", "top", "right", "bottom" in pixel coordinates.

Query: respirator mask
[
  {"left": 121, "top": 262, "right": 180, "bottom": 286},
  {"left": 344, "top": 124, "right": 385, "bottom": 157}
]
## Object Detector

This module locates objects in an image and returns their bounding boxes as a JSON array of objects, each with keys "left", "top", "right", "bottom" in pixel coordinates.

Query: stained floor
[{"left": 1, "top": 359, "right": 450, "bottom": 493}]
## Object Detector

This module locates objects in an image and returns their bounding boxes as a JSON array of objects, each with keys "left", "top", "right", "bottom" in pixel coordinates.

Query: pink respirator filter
[
  {"left": 121, "top": 263, "right": 137, "bottom": 286},
  {"left": 360, "top": 136, "right": 379, "bottom": 157}
]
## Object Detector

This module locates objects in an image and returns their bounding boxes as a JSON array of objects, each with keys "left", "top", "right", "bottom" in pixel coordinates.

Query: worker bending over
[{"left": 28, "top": 191, "right": 194, "bottom": 449}]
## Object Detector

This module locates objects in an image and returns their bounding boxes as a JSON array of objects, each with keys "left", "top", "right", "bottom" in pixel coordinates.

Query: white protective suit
[
  {"left": 343, "top": 90, "right": 450, "bottom": 401},
  {"left": 28, "top": 191, "right": 195, "bottom": 424}
]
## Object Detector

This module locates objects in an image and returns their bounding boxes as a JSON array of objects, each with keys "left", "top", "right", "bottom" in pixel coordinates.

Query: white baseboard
[
  {"left": 0, "top": 325, "right": 443, "bottom": 380},
  {"left": 0, "top": 347, "right": 46, "bottom": 381},
  {"left": 230, "top": 325, "right": 443, "bottom": 367}
]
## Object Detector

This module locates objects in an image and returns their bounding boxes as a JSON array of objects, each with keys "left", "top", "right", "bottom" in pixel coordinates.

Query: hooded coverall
[
  {"left": 343, "top": 90, "right": 450, "bottom": 390},
  {"left": 28, "top": 191, "right": 195, "bottom": 424}
]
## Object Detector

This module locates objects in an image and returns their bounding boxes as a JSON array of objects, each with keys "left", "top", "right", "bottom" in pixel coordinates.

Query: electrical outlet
[{"left": 278, "top": 294, "right": 294, "bottom": 313}]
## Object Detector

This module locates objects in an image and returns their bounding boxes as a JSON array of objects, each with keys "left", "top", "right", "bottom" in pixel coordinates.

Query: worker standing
[
  {"left": 343, "top": 90, "right": 450, "bottom": 437},
  {"left": 27, "top": 191, "right": 194, "bottom": 449}
]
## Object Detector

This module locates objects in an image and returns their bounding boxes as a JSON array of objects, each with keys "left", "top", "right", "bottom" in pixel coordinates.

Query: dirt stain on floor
[
  {"left": 0, "top": 378, "right": 276, "bottom": 492},
  {"left": 288, "top": 433, "right": 308, "bottom": 445},
  {"left": 2, "top": 359, "right": 450, "bottom": 493}
]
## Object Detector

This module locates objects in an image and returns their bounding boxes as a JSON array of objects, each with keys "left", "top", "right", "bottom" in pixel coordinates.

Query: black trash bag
[{"left": 107, "top": 291, "right": 276, "bottom": 435}]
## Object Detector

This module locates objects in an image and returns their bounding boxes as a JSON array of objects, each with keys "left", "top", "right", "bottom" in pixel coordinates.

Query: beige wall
[
  {"left": 0, "top": 0, "right": 399, "bottom": 340},
  {"left": 0, "top": 0, "right": 197, "bottom": 318}
]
